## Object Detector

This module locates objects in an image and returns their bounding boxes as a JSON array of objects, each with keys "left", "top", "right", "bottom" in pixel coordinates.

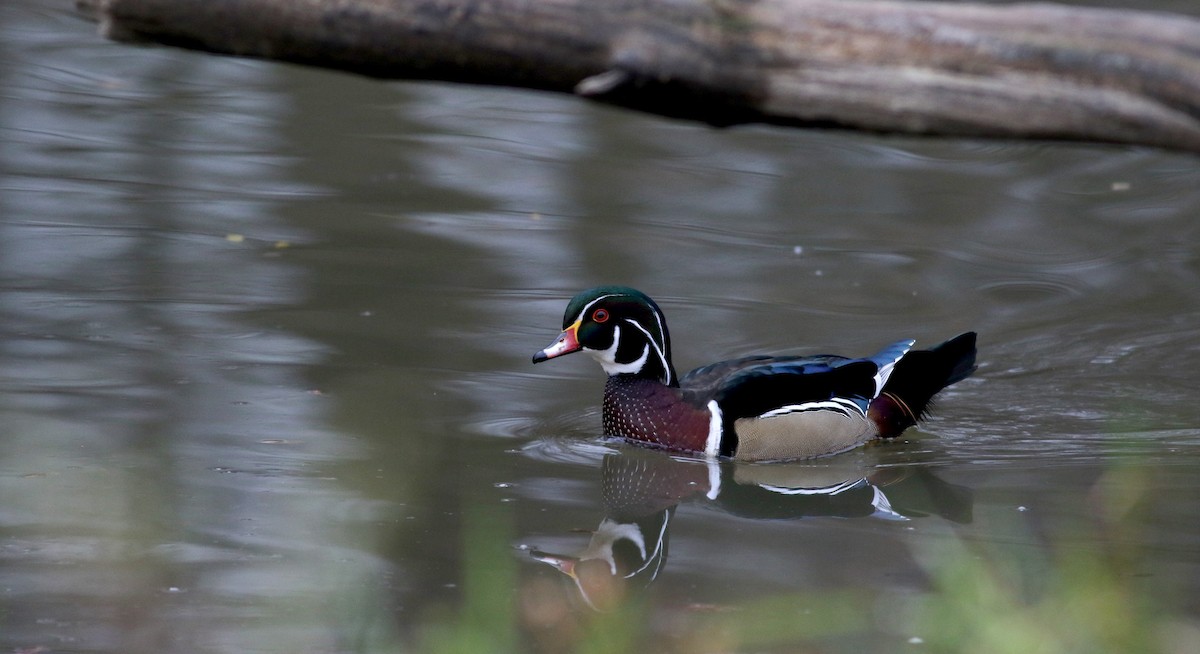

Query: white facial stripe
[
  {"left": 571, "top": 293, "right": 620, "bottom": 325},
  {"left": 623, "top": 318, "right": 672, "bottom": 385},
  {"left": 590, "top": 518, "right": 648, "bottom": 562},
  {"left": 590, "top": 325, "right": 650, "bottom": 375},
  {"left": 648, "top": 307, "right": 669, "bottom": 381},
  {"left": 705, "top": 400, "right": 723, "bottom": 459},
  {"left": 599, "top": 346, "right": 649, "bottom": 375},
  {"left": 574, "top": 292, "right": 671, "bottom": 382}
]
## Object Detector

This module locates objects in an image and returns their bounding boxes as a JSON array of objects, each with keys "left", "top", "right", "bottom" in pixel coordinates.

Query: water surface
[{"left": 2, "top": 2, "right": 1199, "bottom": 652}]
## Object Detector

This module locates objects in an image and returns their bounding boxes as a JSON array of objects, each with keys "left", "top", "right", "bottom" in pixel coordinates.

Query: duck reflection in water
[{"left": 528, "top": 448, "right": 972, "bottom": 611}]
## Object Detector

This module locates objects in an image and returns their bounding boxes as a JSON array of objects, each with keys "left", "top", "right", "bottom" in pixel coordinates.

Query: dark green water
[{"left": 1, "top": 2, "right": 1198, "bottom": 652}]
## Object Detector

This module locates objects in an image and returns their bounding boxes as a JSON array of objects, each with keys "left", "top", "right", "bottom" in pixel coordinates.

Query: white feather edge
[{"left": 873, "top": 339, "right": 916, "bottom": 397}]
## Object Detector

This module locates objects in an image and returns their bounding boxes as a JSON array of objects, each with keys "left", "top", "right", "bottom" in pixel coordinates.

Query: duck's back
[{"left": 680, "top": 354, "right": 877, "bottom": 418}]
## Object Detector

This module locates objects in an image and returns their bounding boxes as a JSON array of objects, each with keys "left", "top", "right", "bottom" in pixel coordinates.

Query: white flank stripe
[
  {"left": 704, "top": 400, "right": 723, "bottom": 459},
  {"left": 758, "top": 398, "right": 864, "bottom": 419},
  {"left": 760, "top": 478, "right": 869, "bottom": 496}
]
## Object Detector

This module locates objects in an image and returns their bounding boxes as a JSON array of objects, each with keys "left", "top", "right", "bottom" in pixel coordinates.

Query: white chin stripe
[
  {"left": 705, "top": 400, "right": 723, "bottom": 458},
  {"left": 590, "top": 325, "right": 650, "bottom": 376}
]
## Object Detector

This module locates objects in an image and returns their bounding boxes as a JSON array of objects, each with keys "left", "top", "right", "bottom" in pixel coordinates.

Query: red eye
[{"left": 592, "top": 309, "right": 609, "bottom": 323}]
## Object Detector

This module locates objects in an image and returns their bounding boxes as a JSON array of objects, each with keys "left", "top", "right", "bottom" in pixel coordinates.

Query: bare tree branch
[{"left": 79, "top": 0, "right": 1200, "bottom": 152}]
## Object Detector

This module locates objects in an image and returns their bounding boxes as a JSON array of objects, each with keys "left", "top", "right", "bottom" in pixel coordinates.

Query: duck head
[{"left": 532, "top": 286, "right": 677, "bottom": 386}]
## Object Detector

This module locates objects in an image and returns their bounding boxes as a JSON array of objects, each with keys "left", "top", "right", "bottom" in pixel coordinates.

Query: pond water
[{"left": 2, "top": 2, "right": 1199, "bottom": 652}]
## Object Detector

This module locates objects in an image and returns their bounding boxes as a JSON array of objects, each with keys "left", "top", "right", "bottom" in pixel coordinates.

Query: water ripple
[
  {"left": 515, "top": 437, "right": 620, "bottom": 466},
  {"left": 976, "top": 276, "right": 1088, "bottom": 305}
]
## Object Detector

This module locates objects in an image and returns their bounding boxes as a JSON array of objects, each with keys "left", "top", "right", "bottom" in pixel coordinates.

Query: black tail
[{"left": 869, "top": 332, "right": 977, "bottom": 437}]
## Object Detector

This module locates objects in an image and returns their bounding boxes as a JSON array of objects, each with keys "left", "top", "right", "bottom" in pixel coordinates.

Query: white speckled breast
[{"left": 602, "top": 377, "right": 712, "bottom": 453}]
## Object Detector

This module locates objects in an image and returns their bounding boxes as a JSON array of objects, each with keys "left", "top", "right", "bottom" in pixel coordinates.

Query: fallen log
[{"left": 78, "top": 0, "right": 1200, "bottom": 152}]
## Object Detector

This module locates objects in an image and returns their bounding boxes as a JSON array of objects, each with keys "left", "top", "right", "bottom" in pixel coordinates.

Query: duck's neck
[{"left": 589, "top": 321, "right": 678, "bottom": 386}]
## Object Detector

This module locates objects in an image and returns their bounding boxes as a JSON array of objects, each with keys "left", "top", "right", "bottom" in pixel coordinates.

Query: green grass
[{"left": 910, "top": 462, "right": 1195, "bottom": 654}]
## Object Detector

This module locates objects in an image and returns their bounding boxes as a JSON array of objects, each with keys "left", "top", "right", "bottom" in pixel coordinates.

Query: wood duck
[
  {"left": 528, "top": 449, "right": 974, "bottom": 609},
  {"left": 532, "top": 286, "right": 977, "bottom": 461}
]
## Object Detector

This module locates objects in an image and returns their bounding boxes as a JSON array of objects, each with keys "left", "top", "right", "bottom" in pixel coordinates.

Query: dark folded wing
[
  {"left": 680, "top": 355, "right": 878, "bottom": 419},
  {"left": 680, "top": 354, "right": 850, "bottom": 392}
]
